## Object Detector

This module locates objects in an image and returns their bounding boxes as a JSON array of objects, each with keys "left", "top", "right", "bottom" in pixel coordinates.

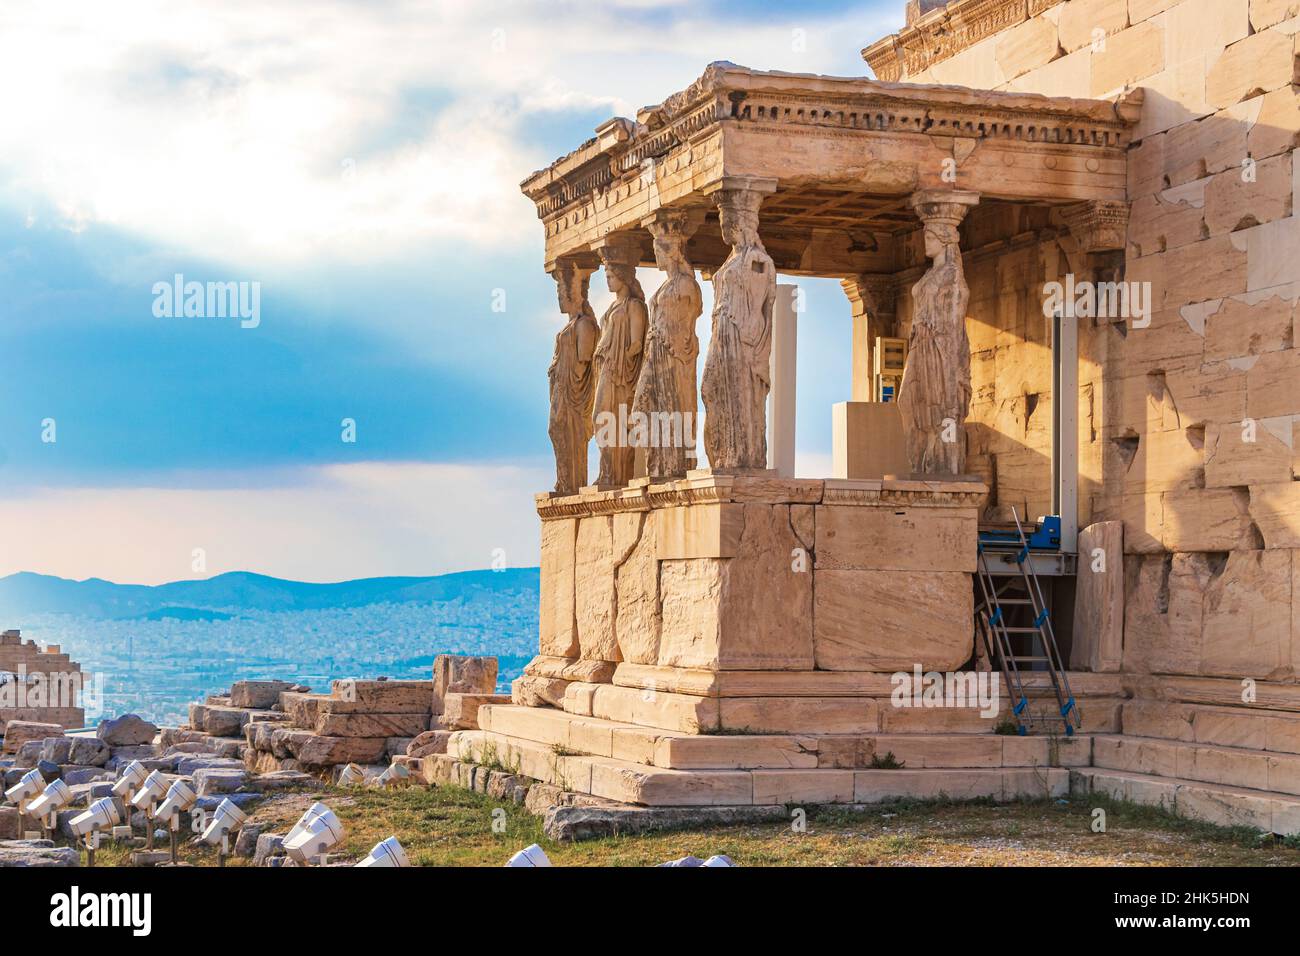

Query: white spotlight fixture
[
  {"left": 5, "top": 768, "right": 44, "bottom": 805},
  {"left": 336, "top": 763, "right": 365, "bottom": 786},
  {"left": 374, "top": 762, "right": 409, "bottom": 788},
  {"left": 355, "top": 836, "right": 409, "bottom": 867},
  {"left": 130, "top": 769, "right": 170, "bottom": 850},
  {"left": 27, "top": 778, "right": 73, "bottom": 836},
  {"left": 111, "top": 760, "right": 148, "bottom": 801},
  {"left": 505, "top": 844, "right": 552, "bottom": 867},
  {"left": 155, "top": 780, "right": 198, "bottom": 864},
  {"left": 199, "top": 797, "right": 248, "bottom": 865},
  {"left": 69, "top": 797, "right": 122, "bottom": 866},
  {"left": 283, "top": 803, "right": 344, "bottom": 865}
]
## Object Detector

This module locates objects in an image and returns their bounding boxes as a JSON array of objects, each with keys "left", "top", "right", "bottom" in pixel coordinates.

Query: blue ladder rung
[
  {"left": 1061, "top": 697, "right": 1076, "bottom": 718},
  {"left": 990, "top": 607, "right": 1003, "bottom": 625},
  {"left": 1015, "top": 547, "right": 1029, "bottom": 564},
  {"left": 1034, "top": 608, "right": 1049, "bottom": 628},
  {"left": 1013, "top": 698, "right": 1028, "bottom": 715}
]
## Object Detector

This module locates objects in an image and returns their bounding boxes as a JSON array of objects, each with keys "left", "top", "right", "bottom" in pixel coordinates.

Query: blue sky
[{"left": 0, "top": 0, "right": 904, "bottom": 583}]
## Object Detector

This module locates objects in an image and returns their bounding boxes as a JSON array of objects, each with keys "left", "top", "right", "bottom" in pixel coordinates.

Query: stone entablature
[
  {"left": 863, "top": 0, "right": 1062, "bottom": 82},
  {"left": 521, "top": 62, "right": 1138, "bottom": 273},
  {"left": 536, "top": 472, "right": 987, "bottom": 520}
]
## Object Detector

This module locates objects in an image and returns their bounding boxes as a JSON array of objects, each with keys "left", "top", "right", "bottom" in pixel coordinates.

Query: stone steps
[
  {"left": 1070, "top": 767, "right": 1300, "bottom": 835},
  {"left": 1122, "top": 699, "right": 1300, "bottom": 755},
  {"left": 558, "top": 681, "right": 1122, "bottom": 735},
  {"left": 1093, "top": 733, "right": 1300, "bottom": 796},
  {"left": 447, "top": 728, "right": 1070, "bottom": 806},
  {"left": 479, "top": 703, "right": 1093, "bottom": 770}
]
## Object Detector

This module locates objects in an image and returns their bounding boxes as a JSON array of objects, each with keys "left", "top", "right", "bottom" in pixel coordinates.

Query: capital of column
[
  {"left": 550, "top": 256, "right": 597, "bottom": 318},
  {"left": 1060, "top": 200, "right": 1129, "bottom": 254},
  {"left": 842, "top": 274, "right": 897, "bottom": 318},
  {"left": 911, "top": 189, "right": 980, "bottom": 230},
  {"left": 594, "top": 232, "right": 643, "bottom": 269},
  {"left": 640, "top": 206, "right": 705, "bottom": 243}
]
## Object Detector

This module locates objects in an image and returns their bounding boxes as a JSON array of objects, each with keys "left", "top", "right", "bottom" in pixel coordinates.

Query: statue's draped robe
[
  {"left": 702, "top": 245, "right": 775, "bottom": 471},
  {"left": 548, "top": 310, "right": 597, "bottom": 493},
  {"left": 897, "top": 252, "right": 971, "bottom": 475},
  {"left": 594, "top": 296, "right": 646, "bottom": 486},
  {"left": 633, "top": 271, "right": 701, "bottom": 479}
]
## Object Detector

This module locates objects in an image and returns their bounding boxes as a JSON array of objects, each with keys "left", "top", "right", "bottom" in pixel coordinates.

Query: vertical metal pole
[{"left": 1054, "top": 304, "right": 1079, "bottom": 554}]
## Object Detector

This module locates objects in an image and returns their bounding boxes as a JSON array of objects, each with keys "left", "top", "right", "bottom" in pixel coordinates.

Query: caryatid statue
[
  {"left": 701, "top": 180, "right": 777, "bottom": 472},
  {"left": 896, "top": 190, "right": 980, "bottom": 476},
  {"left": 547, "top": 259, "right": 599, "bottom": 495},
  {"left": 592, "top": 238, "right": 648, "bottom": 488},
  {"left": 631, "top": 209, "right": 703, "bottom": 480}
]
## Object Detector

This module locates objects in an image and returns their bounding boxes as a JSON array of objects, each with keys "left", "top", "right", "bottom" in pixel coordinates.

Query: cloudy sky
[{"left": 0, "top": 0, "right": 903, "bottom": 584}]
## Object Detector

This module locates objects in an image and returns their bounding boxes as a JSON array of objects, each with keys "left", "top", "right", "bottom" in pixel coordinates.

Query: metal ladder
[{"left": 975, "top": 509, "right": 1081, "bottom": 736}]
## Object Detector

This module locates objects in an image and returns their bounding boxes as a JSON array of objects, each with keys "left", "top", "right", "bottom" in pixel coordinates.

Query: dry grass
[{"left": 81, "top": 782, "right": 1300, "bottom": 867}]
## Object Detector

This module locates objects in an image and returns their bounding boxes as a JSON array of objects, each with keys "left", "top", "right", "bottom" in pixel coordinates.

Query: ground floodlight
[
  {"left": 375, "top": 762, "right": 409, "bottom": 787},
  {"left": 111, "top": 760, "right": 148, "bottom": 798},
  {"left": 70, "top": 797, "right": 121, "bottom": 838},
  {"left": 5, "top": 768, "right": 44, "bottom": 805},
  {"left": 355, "top": 836, "right": 409, "bottom": 867},
  {"left": 505, "top": 844, "right": 552, "bottom": 867},
  {"left": 284, "top": 801, "right": 333, "bottom": 845},
  {"left": 130, "top": 770, "right": 168, "bottom": 810},
  {"left": 27, "top": 778, "right": 73, "bottom": 817},
  {"left": 154, "top": 779, "right": 197, "bottom": 825},
  {"left": 283, "top": 806, "right": 344, "bottom": 863},
  {"left": 702, "top": 855, "right": 736, "bottom": 867},
  {"left": 337, "top": 763, "right": 364, "bottom": 786},
  {"left": 199, "top": 797, "right": 248, "bottom": 846}
]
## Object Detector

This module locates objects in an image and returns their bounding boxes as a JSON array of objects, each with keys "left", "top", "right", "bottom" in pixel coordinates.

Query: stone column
[
  {"left": 767, "top": 283, "right": 798, "bottom": 477},
  {"left": 592, "top": 235, "right": 648, "bottom": 488},
  {"left": 842, "top": 274, "right": 897, "bottom": 402},
  {"left": 632, "top": 207, "right": 704, "bottom": 480},
  {"left": 547, "top": 258, "right": 599, "bottom": 495},
  {"left": 701, "top": 176, "right": 778, "bottom": 473},
  {"left": 896, "top": 189, "right": 979, "bottom": 477}
]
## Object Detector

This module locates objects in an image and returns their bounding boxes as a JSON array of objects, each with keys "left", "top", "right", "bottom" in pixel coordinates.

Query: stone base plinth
[{"left": 535, "top": 473, "right": 986, "bottom": 677}]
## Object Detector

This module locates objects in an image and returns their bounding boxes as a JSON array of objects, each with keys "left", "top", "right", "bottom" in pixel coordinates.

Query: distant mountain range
[{"left": 0, "top": 568, "right": 540, "bottom": 620}]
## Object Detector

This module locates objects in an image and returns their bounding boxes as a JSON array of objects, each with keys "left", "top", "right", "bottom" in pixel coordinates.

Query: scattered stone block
[
  {"left": 230, "top": 680, "right": 295, "bottom": 709},
  {"left": 3, "top": 721, "right": 63, "bottom": 755},
  {"left": 442, "top": 693, "right": 512, "bottom": 730},
  {"left": 406, "top": 730, "right": 451, "bottom": 759},
  {"left": 0, "top": 840, "right": 79, "bottom": 867},
  {"left": 97, "top": 714, "right": 159, "bottom": 747},
  {"left": 433, "top": 656, "right": 499, "bottom": 714},
  {"left": 193, "top": 767, "right": 248, "bottom": 796}
]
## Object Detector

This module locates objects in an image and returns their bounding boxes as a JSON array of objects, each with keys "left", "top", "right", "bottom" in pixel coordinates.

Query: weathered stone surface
[
  {"left": 2, "top": 722, "right": 62, "bottom": 755},
  {"left": 188, "top": 704, "right": 247, "bottom": 738},
  {"left": 66, "top": 737, "right": 110, "bottom": 767},
  {"left": 441, "top": 693, "right": 512, "bottom": 731},
  {"left": 814, "top": 504, "right": 976, "bottom": 572},
  {"left": 327, "top": 680, "right": 432, "bottom": 714},
  {"left": 511, "top": 675, "right": 569, "bottom": 709},
  {"left": 1125, "top": 550, "right": 1293, "bottom": 680},
  {"left": 432, "top": 655, "right": 499, "bottom": 713},
  {"left": 543, "top": 804, "right": 784, "bottom": 842},
  {"left": 538, "top": 517, "right": 579, "bottom": 658},
  {"left": 1072, "top": 521, "right": 1124, "bottom": 673},
  {"left": 254, "top": 832, "right": 285, "bottom": 866},
  {"left": 614, "top": 511, "right": 661, "bottom": 665},
  {"left": 230, "top": 680, "right": 294, "bottom": 710},
  {"left": 313, "top": 712, "right": 429, "bottom": 738},
  {"left": 523, "top": 655, "right": 616, "bottom": 683},
  {"left": 287, "top": 734, "right": 387, "bottom": 768},
  {"left": 0, "top": 840, "right": 79, "bottom": 867},
  {"left": 405, "top": 730, "right": 452, "bottom": 758},
  {"left": 813, "top": 569, "right": 973, "bottom": 671},
  {"left": 1091, "top": 19, "right": 1164, "bottom": 96},
  {"left": 1204, "top": 30, "right": 1298, "bottom": 110},
  {"left": 574, "top": 515, "right": 620, "bottom": 662},
  {"left": 96, "top": 714, "right": 159, "bottom": 747},
  {"left": 193, "top": 767, "right": 248, "bottom": 796}
]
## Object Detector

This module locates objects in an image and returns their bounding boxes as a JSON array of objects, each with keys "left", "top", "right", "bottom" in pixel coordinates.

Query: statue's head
[
  {"left": 553, "top": 261, "right": 590, "bottom": 316},
  {"left": 717, "top": 189, "right": 762, "bottom": 247},
  {"left": 923, "top": 222, "right": 959, "bottom": 260},
  {"left": 648, "top": 210, "right": 693, "bottom": 271},
  {"left": 599, "top": 239, "right": 644, "bottom": 301}
]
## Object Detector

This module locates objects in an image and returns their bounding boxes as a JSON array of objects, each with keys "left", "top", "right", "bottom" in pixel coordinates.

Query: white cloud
[{"left": 0, "top": 0, "right": 894, "bottom": 269}]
